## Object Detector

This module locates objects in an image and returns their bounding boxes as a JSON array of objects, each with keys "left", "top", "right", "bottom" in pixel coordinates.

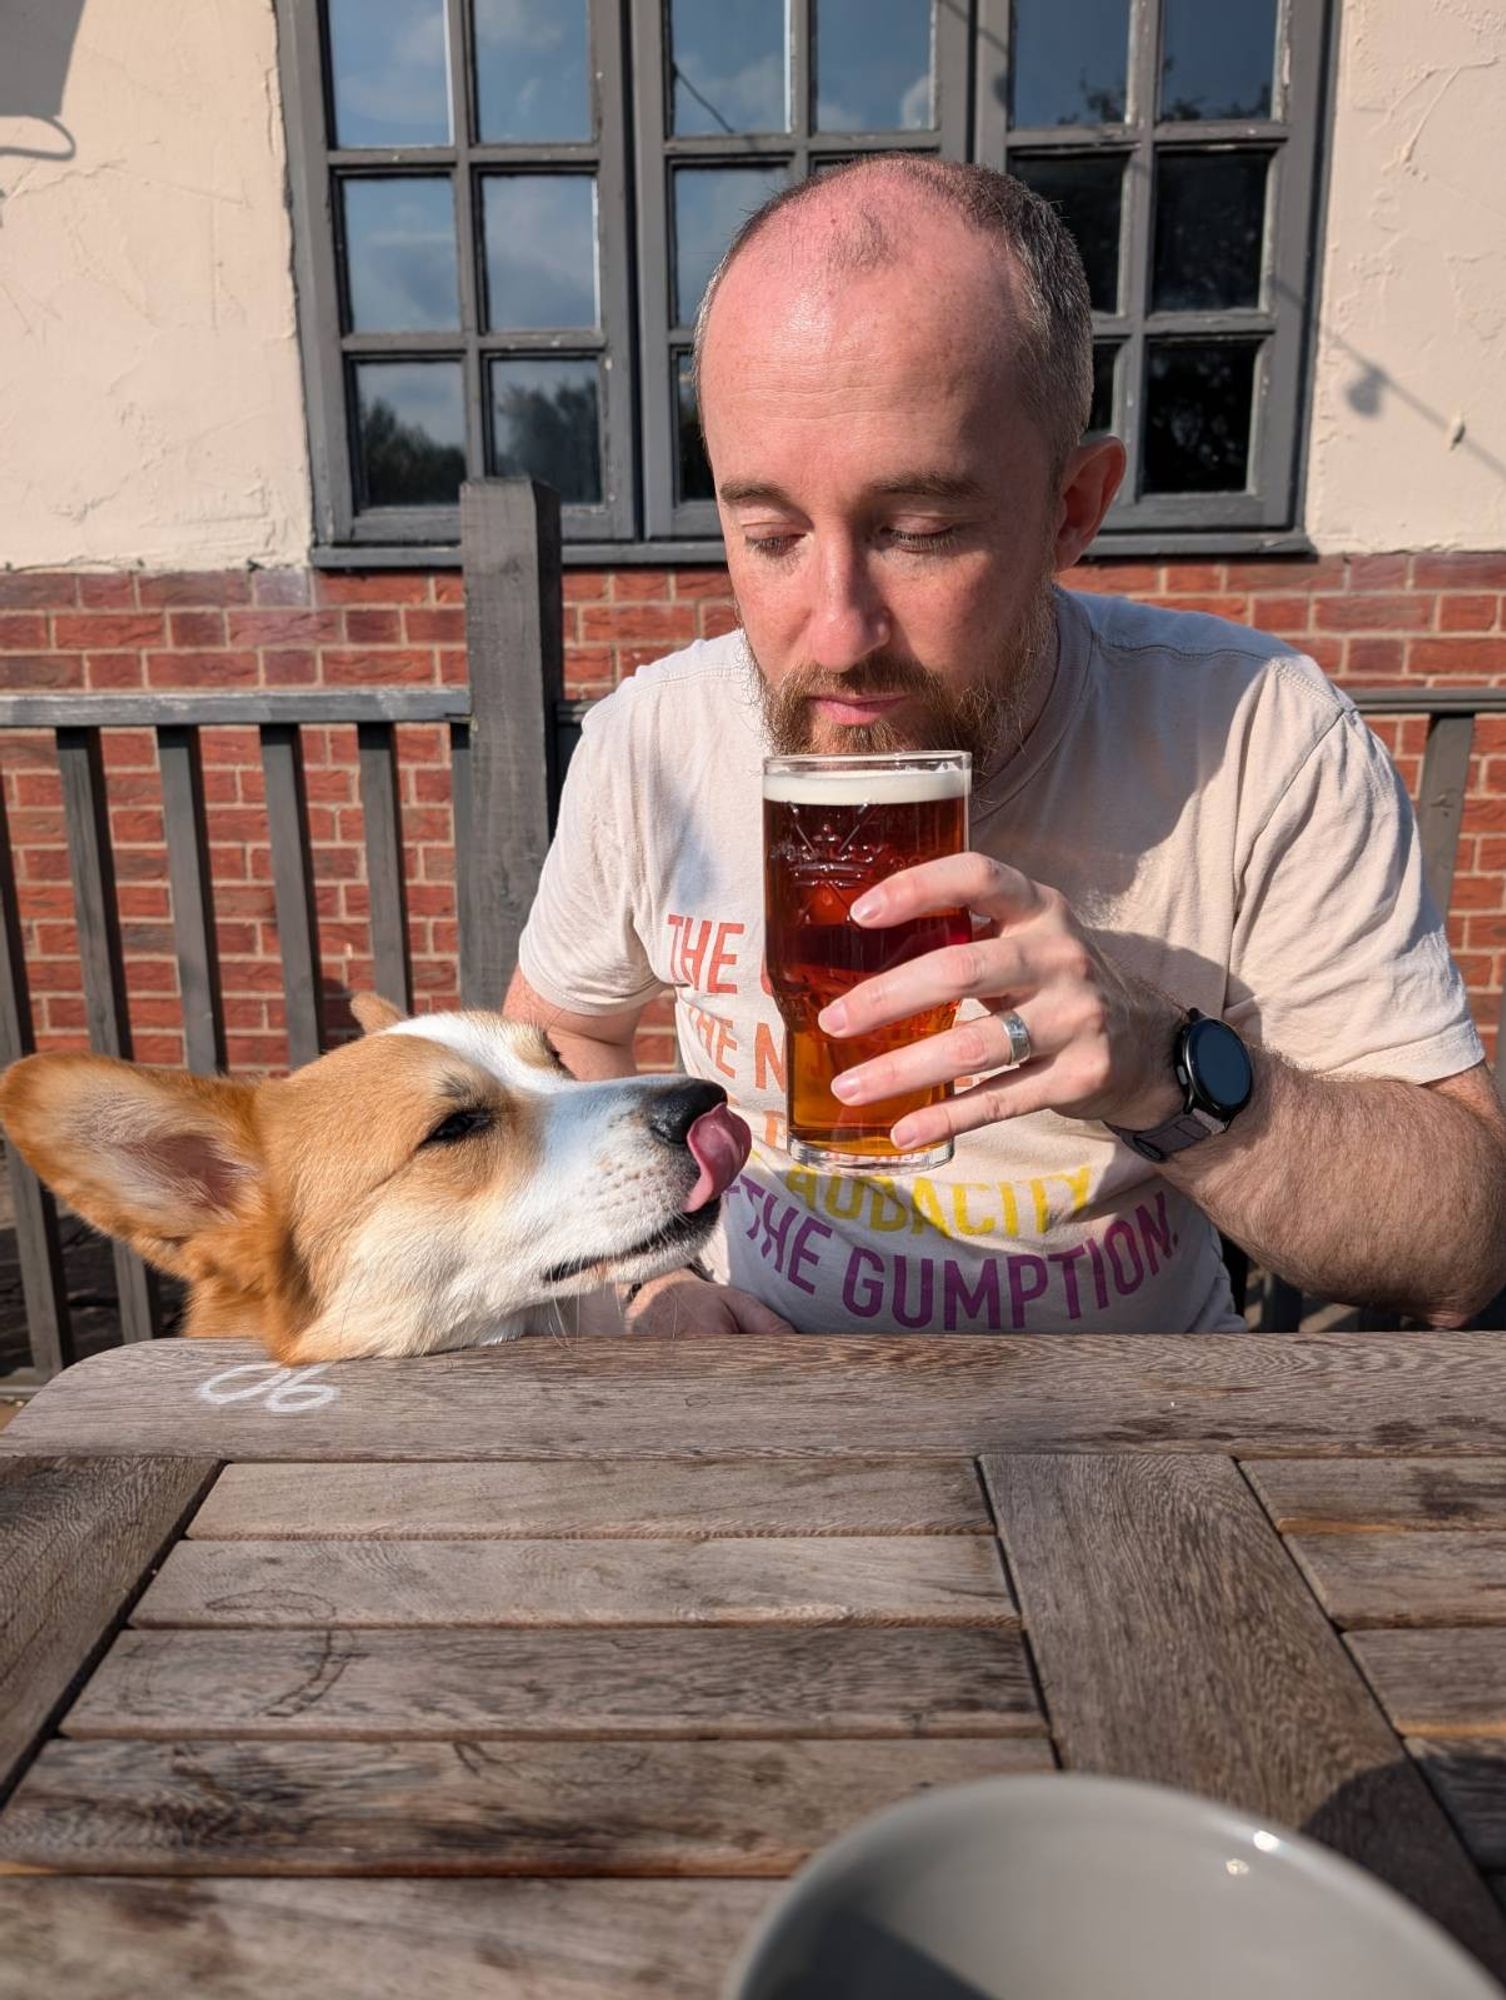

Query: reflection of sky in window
[
  {"left": 673, "top": 165, "right": 788, "bottom": 325},
  {"left": 482, "top": 176, "right": 599, "bottom": 330},
  {"left": 815, "top": 0, "right": 932, "bottom": 132},
  {"left": 343, "top": 178, "right": 458, "bottom": 331},
  {"left": 670, "top": 0, "right": 787, "bottom": 135},
  {"left": 474, "top": 0, "right": 591, "bottom": 141},
  {"left": 1009, "top": 0, "right": 1129, "bottom": 127},
  {"left": 1161, "top": 0, "right": 1276, "bottom": 120},
  {"left": 328, "top": 0, "right": 451, "bottom": 147},
  {"left": 356, "top": 362, "right": 465, "bottom": 443}
]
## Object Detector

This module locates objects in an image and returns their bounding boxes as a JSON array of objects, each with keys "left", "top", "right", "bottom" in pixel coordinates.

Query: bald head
[{"left": 694, "top": 158, "right": 1093, "bottom": 475}]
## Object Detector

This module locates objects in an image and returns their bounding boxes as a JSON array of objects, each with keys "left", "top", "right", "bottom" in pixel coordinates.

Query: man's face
[{"left": 700, "top": 220, "right": 1061, "bottom": 764}]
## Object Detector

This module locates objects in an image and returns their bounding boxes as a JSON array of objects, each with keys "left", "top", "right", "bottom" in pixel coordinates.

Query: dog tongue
[{"left": 683, "top": 1105, "right": 753, "bottom": 1213}]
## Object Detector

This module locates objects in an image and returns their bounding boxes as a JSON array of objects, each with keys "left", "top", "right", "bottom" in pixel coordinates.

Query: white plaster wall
[
  {"left": 0, "top": 0, "right": 312, "bottom": 569},
  {"left": 1306, "top": 0, "right": 1506, "bottom": 553}
]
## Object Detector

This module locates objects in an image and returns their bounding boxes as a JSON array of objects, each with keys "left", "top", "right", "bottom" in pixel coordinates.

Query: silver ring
[{"left": 1000, "top": 1010, "right": 1033, "bottom": 1068}]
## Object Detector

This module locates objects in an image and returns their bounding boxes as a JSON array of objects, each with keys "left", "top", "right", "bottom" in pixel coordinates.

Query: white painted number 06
[{"left": 197, "top": 1363, "right": 338, "bottom": 1413}]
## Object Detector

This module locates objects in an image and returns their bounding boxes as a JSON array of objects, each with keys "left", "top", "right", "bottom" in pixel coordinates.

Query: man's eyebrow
[{"left": 716, "top": 473, "right": 985, "bottom": 507}]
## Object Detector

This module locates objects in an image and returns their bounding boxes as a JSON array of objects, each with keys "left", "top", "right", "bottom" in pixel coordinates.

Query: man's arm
[
  {"left": 503, "top": 968, "right": 642, "bottom": 1080},
  {"left": 815, "top": 854, "right": 1506, "bottom": 1325},
  {"left": 1163, "top": 1055, "right": 1506, "bottom": 1324}
]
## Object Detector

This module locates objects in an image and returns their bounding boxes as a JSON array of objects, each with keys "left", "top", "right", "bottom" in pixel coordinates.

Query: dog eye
[{"left": 422, "top": 1108, "right": 493, "bottom": 1148}]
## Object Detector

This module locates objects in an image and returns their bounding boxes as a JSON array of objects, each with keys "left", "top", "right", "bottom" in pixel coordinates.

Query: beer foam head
[{"left": 763, "top": 756, "right": 970, "bottom": 805}]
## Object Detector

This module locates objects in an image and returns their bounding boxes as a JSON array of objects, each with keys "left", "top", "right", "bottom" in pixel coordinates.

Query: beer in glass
[{"left": 763, "top": 752, "right": 971, "bottom": 1171}]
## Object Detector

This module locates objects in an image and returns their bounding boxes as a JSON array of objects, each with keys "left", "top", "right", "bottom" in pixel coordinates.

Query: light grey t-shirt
[{"left": 519, "top": 588, "right": 1482, "bottom": 1333}]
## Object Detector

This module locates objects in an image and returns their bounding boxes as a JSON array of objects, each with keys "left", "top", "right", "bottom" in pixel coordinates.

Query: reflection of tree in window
[
  {"left": 360, "top": 399, "right": 466, "bottom": 506},
  {"left": 495, "top": 381, "right": 601, "bottom": 505}
]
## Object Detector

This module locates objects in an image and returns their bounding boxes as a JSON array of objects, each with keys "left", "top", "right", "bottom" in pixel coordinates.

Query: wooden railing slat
[
  {"left": 259, "top": 725, "right": 324, "bottom": 1072},
  {"left": 1416, "top": 714, "right": 1475, "bottom": 922},
  {"left": 157, "top": 726, "right": 226, "bottom": 1077},
  {"left": 0, "top": 788, "right": 73, "bottom": 1376},
  {"left": 356, "top": 723, "right": 412, "bottom": 1014},
  {"left": 54, "top": 728, "right": 161, "bottom": 1345},
  {"left": 0, "top": 691, "right": 469, "bottom": 730},
  {"left": 458, "top": 479, "right": 564, "bottom": 1009}
]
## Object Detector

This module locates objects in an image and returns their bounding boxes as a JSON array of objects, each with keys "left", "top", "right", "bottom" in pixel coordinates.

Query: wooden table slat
[
  {"left": 0, "top": 1735, "right": 1054, "bottom": 1878},
  {"left": 985, "top": 1452, "right": 1506, "bottom": 1981},
  {"left": 1408, "top": 1739, "right": 1506, "bottom": 1871},
  {"left": 10, "top": 1333, "right": 1506, "bottom": 1460},
  {"left": 0, "top": 1876, "right": 774, "bottom": 1999},
  {"left": 188, "top": 1458, "right": 993, "bottom": 1539},
  {"left": 0, "top": 1455, "right": 216, "bottom": 1801},
  {"left": 1351, "top": 1630, "right": 1506, "bottom": 1737},
  {"left": 64, "top": 1625, "right": 1043, "bottom": 1742},
  {"left": 132, "top": 1535, "right": 1014, "bottom": 1631},
  {"left": 1289, "top": 1531, "right": 1506, "bottom": 1630},
  {"left": 1248, "top": 1459, "right": 1506, "bottom": 1534}
]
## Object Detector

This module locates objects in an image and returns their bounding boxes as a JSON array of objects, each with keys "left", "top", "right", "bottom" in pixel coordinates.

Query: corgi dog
[{"left": 0, "top": 995, "right": 752, "bottom": 1362}]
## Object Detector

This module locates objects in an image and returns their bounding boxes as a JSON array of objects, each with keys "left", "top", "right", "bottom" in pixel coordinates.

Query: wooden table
[{"left": 5, "top": 1333, "right": 1506, "bottom": 1998}]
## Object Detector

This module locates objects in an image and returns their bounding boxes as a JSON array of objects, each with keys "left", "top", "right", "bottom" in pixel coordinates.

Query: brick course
[{"left": 2, "top": 551, "right": 1504, "bottom": 1075}]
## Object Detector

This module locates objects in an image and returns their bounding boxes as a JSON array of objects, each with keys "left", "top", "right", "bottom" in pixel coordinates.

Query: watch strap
[{"left": 1107, "top": 1105, "right": 1228, "bottom": 1165}]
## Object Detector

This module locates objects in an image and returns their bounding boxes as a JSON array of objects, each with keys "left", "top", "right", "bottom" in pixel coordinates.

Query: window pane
[
  {"left": 676, "top": 355, "right": 715, "bottom": 503},
  {"left": 671, "top": 0, "right": 788, "bottom": 136},
  {"left": 1089, "top": 344, "right": 1117, "bottom": 434},
  {"left": 327, "top": 0, "right": 450, "bottom": 148},
  {"left": 473, "top": 0, "right": 590, "bottom": 142},
  {"left": 1152, "top": 152, "right": 1267, "bottom": 311},
  {"left": 673, "top": 164, "right": 788, "bottom": 327},
  {"left": 482, "top": 175, "right": 598, "bottom": 330},
  {"left": 1161, "top": 0, "right": 1277, "bottom": 121},
  {"left": 1010, "top": 0, "right": 1129, "bottom": 127},
  {"left": 354, "top": 361, "right": 466, "bottom": 508},
  {"left": 342, "top": 177, "right": 458, "bottom": 333},
  {"left": 1143, "top": 342, "right": 1258, "bottom": 493},
  {"left": 815, "top": 0, "right": 933, "bottom": 132},
  {"left": 1012, "top": 155, "right": 1123, "bottom": 313},
  {"left": 489, "top": 357, "right": 602, "bottom": 505}
]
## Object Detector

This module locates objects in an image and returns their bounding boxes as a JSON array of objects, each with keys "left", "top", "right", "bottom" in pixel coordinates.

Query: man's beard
[{"left": 753, "top": 580, "right": 1057, "bottom": 771}]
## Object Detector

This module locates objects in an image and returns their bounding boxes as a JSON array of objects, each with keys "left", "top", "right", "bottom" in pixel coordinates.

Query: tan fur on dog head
[{"left": 0, "top": 996, "right": 730, "bottom": 1363}]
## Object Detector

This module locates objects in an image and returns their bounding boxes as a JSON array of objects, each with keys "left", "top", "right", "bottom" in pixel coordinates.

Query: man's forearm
[
  {"left": 548, "top": 1028, "right": 638, "bottom": 1080},
  {"left": 1162, "top": 1052, "right": 1506, "bottom": 1321}
]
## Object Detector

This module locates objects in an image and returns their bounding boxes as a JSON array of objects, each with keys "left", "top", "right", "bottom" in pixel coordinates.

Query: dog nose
[{"left": 647, "top": 1078, "right": 727, "bottom": 1147}]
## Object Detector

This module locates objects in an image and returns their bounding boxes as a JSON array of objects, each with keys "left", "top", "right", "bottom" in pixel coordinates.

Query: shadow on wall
[{"left": 0, "top": 0, "right": 87, "bottom": 162}]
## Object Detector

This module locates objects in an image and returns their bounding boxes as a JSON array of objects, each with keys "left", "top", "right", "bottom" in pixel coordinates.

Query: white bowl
[{"left": 724, "top": 1773, "right": 1503, "bottom": 2000}]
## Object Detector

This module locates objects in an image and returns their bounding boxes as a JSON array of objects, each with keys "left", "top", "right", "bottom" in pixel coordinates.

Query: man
[{"left": 506, "top": 157, "right": 1506, "bottom": 1336}]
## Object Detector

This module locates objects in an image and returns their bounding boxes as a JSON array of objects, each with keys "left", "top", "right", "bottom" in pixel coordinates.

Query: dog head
[{"left": 0, "top": 998, "right": 751, "bottom": 1362}]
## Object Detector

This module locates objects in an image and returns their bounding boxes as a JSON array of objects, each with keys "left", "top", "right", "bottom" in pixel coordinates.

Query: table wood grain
[{"left": 7, "top": 1336, "right": 1506, "bottom": 1997}]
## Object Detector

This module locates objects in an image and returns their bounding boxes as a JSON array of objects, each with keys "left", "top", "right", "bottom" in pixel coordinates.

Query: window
[
  {"left": 978, "top": 0, "right": 1331, "bottom": 534},
  {"left": 276, "top": 0, "right": 1332, "bottom": 555}
]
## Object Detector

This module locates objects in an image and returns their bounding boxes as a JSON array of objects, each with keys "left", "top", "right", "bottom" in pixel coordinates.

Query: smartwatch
[{"left": 1108, "top": 1009, "right": 1254, "bottom": 1165}]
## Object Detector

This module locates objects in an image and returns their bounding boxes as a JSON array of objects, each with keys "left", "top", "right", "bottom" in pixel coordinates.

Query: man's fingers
[
  {"left": 830, "top": 1001, "right": 1051, "bottom": 1106},
  {"left": 726, "top": 1291, "right": 798, "bottom": 1335},
  {"left": 851, "top": 852, "right": 1046, "bottom": 930},
  {"left": 888, "top": 1054, "right": 1072, "bottom": 1150},
  {"left": 821, "top": 936, "right": 1038, "bottom": 1040}
]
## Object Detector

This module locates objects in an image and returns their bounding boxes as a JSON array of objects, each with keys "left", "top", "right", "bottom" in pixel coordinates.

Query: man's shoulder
[
  {"left": 579, "top": 631, "right": 752, "bottom": 742},
  {"left": 1065, "top": 586, "right": 1354, "bottom": 755}
]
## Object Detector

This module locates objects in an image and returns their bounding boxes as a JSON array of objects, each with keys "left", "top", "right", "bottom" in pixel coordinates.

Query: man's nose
[{"left": 805, "top": 540, "right": 890, "bottom": 672}]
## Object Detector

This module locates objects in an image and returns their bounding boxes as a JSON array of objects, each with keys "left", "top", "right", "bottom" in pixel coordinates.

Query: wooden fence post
[{"left": 458, "top": 479, "right": 564, "bottom": 1010}]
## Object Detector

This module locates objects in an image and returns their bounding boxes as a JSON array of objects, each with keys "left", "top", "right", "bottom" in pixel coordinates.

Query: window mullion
[
  {"left": 1114, "top": 0, "right": 1162, "bottom": 509},
  {"left": 791, "top": 0, "right": 812, "bottom": 140},
  {"left": 443, "top": 0, "right": 485, "bottom": 482}
]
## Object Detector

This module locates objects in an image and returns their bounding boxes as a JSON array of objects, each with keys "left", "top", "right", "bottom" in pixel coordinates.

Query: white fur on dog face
[{"left": 300, "top": 1013, "right": 715, "bottom": 1359}]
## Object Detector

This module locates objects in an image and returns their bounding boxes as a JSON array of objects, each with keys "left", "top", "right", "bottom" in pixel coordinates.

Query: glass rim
[{"left": 762, "top": 750, "right": 972, "bottom": 774}]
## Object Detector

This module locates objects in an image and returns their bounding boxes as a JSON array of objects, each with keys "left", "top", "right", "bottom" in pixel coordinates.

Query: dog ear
[
  {"left": 0, "top": 1054, "right": 261, "bottom": 1277},
  {"left": 350, "top": 992, "right": 407, "bottom": 1035}
]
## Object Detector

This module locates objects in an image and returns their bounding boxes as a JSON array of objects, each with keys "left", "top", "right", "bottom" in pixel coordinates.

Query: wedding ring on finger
[{"left": 1000, "top": 1009, "right": 1034, "bottom": 1068}]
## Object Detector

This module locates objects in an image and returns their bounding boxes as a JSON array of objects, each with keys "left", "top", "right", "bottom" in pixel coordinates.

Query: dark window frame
[
  {"left": 278, "top": 0, "right": 1334, "bottom": 562},
  {"left": 275, "top": 0, "right": 636, "bottom": 549}
]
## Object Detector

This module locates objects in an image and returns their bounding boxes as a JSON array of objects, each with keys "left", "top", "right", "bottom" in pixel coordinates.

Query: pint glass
[{"left": 763, "top": 752, "right": 972, "bottom": 1172}]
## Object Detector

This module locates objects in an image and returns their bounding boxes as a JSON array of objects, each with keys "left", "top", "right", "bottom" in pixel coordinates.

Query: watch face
[{"left": 1185, "top": 1017, "right": 1253, "bottom": 1115}]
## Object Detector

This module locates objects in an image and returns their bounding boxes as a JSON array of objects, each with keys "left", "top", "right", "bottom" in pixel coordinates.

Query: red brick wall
[{"left": 2, "top": 551, "right": 1504, "bottom": 1074}]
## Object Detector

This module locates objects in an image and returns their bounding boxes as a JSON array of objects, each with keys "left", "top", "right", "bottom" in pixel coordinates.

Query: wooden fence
[{"left": 1, "top": 479, "right": 1502, "bottom": 1377}]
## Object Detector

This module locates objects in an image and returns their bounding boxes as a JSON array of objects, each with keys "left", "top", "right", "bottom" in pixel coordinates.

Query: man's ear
[
  {"left": 349, "top": 992, "right": 408, "bottom": 1035},
  {"left": 0, "top": 1054, "right": 261, "bottom": 1277}
]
